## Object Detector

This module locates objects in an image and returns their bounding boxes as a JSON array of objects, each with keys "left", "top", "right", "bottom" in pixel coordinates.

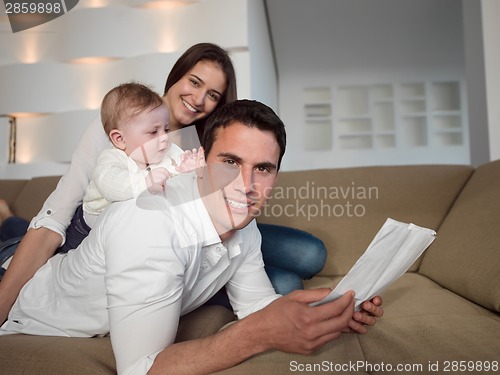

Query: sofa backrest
[
  {"left": 257, "top": 164, "right": 474, "bottom": 276},
  {"left": 0, "top": 176, "right": 61, "bottom": 222},
  {"left": 419, "top": 160, "right": 500, "bottom": 312},
  {"left": 0, "top": 179, "right": 28, "bottom": 207}
]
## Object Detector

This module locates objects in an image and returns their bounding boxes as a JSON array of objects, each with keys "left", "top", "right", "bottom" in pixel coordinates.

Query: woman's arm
[{"left": 0, "top": 116, "right": 110, "bottom": 323}]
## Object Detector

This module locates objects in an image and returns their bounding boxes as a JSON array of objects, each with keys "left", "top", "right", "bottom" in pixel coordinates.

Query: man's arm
[
  {"left": 149, "top": 289, "right": 355, "bottom": 375},
  {"left": 0, "top": 228, "right": 62, "bottom": 322}
]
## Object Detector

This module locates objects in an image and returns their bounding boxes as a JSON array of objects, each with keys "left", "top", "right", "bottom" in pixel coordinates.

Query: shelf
[
  {"left": 371, "top": 84, "right": 393, "bottom": 100},
  {"left": 302, "top": 80, "right": 465, "bottom": 158},
  {"left": 304, "top": 87, "right": 331, "bottom": 103},
  {"left": 373, "top": 102, "right": 394, "bottom": 131},
  {"left": 337, "top": 86, "right": 370, "bottom": 116},
  {"left": 432, "top": 114, "right": 461, "bottom": 130},
  {"left": 338, "top": 119, "right": 372, "bottom": 135},
  {"left": 402, "top": 117, "right": 427, "bottom": 147},
  {"left": 339, "top": 135, "right": 373, "bottom": 150},
  {"left": 400, "top": 83, "right": 425, "bottom": 98},
  {"left": 374, "top": 134, "right": 396, "bottom": 149},
  {"left": 431, "top": 82, "right": 460, "bottom": 111},
  {"left": 304, "top": 103, "right": 331, "bottom": 118},
  {"left": 304, "top": 119, "right": 332, "bottom": 150},
  {"left": 434, "top": 132, "right": 463, "bottom": 146},
  {"left": 401, "top": 99, "right": 426, "bottom": 114}
]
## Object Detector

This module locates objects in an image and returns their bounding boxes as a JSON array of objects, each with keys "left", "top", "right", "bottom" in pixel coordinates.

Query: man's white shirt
[{"left": 1, "top": 174, "right": 280, "bottom": 375}]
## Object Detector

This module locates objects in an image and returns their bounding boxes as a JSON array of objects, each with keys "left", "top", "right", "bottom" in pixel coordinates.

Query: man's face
[{"left": 199, "top": 122, "right": 280, "bottom": 239}]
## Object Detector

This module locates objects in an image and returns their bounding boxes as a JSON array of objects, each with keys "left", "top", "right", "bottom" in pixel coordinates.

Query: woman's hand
[{"left": 345, "top": 296, "right": 384, "bottom": 334}]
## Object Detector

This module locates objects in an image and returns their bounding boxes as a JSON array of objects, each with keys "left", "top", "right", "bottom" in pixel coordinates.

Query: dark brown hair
[
  {"left": 163, "top": 43, "right": 237, "bottom": 136},
  {"left": 202, "top": 100, "right": 286, "bottom": 170}
]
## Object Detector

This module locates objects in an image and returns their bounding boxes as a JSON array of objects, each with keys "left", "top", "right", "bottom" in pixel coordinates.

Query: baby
[{"left": 59, "top": 82, "right": 200, "bottom": 253}]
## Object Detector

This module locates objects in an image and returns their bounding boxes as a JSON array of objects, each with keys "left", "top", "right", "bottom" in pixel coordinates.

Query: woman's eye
[{"left": 208, "top": 92, "right": 220, "bottom": 101}]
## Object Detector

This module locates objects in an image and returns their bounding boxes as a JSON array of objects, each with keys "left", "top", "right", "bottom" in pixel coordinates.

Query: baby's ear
[{"left": 109, "top": 129, "right": 125, "bottom": 150}]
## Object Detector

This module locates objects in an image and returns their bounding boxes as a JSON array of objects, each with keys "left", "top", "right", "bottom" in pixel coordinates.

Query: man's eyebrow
[
  {"left": 217, "top": 152, "right": 242, "bottom": 163},
  {"left": 217, "top": 153, "right": 277, "bottom": 170}
]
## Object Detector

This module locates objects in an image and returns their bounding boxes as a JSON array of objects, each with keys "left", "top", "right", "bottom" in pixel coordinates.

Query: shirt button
[{"left": 46, "top": 210, "right": 52, "bottom": 215}]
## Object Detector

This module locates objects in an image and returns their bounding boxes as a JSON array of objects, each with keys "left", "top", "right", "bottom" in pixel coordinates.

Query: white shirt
[
  {"left": 29, "top": 116, "right": 111, "bottom": 244},
  {"left": 83, "top": 144, "right": 184, "bottom": 223},
  {"left": 2, "top": 174, "right": 280, "bottom": 375},
  {"left": 29, "top": 116, "right": 200, "bottom": 245}
]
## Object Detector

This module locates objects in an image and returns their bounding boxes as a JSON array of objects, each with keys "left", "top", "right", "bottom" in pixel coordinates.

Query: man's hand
[
  {"left": 248, "top": 289, "right": 355, "bottom": 355},
  {"left": 346, "top": 296, "right": 384, "bottom": 334}
]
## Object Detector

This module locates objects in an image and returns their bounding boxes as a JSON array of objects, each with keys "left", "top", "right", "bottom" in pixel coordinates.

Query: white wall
[
  {"left": 0, "top": 0, "right": 277, "bottom": 179},
  {"left": 247, "top": 0, "right": 278, "bottom": 111},
  {"left": 482, "top": 0, "right": 500, "bottom": 162},
  {"left": 266, "top": 0, "right": 470, "bottom": 171}
]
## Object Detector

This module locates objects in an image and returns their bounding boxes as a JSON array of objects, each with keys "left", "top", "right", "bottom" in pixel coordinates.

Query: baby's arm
[
  {"left": 146, "top": 167, "right": 171, "bottom": 193},
  {"left": 91, "top": 149, "right": 149, "bottom": 202}
]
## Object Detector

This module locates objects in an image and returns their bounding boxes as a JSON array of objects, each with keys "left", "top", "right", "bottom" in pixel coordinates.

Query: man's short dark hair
[{"left": 202, "top": 100, "right": 286, "bottom": 170}]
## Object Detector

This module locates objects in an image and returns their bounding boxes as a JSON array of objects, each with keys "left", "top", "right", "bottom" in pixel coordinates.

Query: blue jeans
[
  {"left": 0, "top": 216, "right": 29, "bottom": 243},
  {"left": 0, "top": 205, "right": 90, "bottom": 254},
  {"left": 57, "top": 205, "right": 91, "bottom": 254},
  {"left": 0, "top": 216, "right": 30, "bottom": 280},
  {"left": 0, "top": 236, "right": 23, "bottom": 280},
  {"left": 205, "top": 224, "right": 327, "bottom": 309},
  {"left": 258, "top": 223, "right": 327, "bottom": 295}
]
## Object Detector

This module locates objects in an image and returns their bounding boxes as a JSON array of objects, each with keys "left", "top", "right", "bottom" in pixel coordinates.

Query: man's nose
[{"left": 234, "top": 168, "right": 253, "bottom": 194}]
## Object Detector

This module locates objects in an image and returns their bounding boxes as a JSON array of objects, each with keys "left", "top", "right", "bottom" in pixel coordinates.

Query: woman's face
[{"left": 164, "top": 60, "right": 227, "bottom": 131}]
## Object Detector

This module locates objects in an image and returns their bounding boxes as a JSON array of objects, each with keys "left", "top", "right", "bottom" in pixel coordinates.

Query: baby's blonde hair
[{"left": 101, "top": 82, "right": 164, "bottom": 136}]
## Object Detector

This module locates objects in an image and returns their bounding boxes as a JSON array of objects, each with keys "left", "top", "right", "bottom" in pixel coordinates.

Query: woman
[{"left": 0, "top": 43, "right": 326, "bottom": 322}]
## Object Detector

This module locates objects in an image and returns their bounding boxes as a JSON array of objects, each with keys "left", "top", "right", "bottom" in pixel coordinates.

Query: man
[{"left": 1, "top": 100, "right": 383, "bottom": 374}]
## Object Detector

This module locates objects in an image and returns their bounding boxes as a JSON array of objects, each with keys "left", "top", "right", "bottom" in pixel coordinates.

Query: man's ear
[{"left": 109, "top": 129, "right": 125, "bottom": 150}]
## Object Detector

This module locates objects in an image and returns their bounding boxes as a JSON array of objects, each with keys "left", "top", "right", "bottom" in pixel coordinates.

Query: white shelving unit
[
  {"left": 303, "top": 87, "right": 332, "bottom": 150},
  {"left": 302, "top": 80, "right": 468, "bottom": 164}
]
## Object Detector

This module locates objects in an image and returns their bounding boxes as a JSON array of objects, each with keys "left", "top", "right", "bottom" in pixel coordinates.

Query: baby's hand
[
  {"left": 176, "top": 147, "right": 205, "bottom": 174},
  {"left": 146, "top": 167, "right": 171, "bottom": 193}
]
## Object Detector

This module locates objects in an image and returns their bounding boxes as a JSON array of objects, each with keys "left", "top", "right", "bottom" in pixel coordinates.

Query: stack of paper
[{"left": 311, "top": 218, "right": 436, "bottom": 309}]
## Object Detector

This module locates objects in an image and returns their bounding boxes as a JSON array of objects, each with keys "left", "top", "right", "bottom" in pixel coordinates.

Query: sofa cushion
[
  {"left": 215, "top": 273, "right": 500, "bottom": 374},
  {"left": 419, "top": 160, "right": 500, "bottom": 312},
  {"left": 0, "top": 335, "right": 115, "bottom": 375},
  {"left": 0, "top": 305, "right": 235, "bottom": 375},
  {"left": 258, "top": 165, "right": 473, "bottom": 276}
]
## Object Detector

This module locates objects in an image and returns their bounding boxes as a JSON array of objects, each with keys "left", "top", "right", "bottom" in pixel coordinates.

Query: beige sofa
[{"left": 1, "top": 161, "right": 499, "bottom": 374}]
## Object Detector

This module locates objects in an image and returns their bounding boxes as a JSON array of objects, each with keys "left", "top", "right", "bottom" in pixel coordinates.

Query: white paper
[{"left": 311, "top": 218, "right": 436, "bottom": 310}]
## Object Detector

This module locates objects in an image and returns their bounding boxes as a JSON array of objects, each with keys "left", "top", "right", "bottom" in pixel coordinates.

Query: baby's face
[{"left": 124, "top": 104, "right": 171, "bottom": 167}]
